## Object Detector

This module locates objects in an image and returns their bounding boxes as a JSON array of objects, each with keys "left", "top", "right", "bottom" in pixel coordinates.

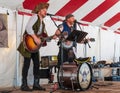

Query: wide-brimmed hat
[
  {"left": 65, "top": 14, "right": 74, "bottom": 20},
  {"left": 32, "top": 2, "right": 49, "bottom": 13}
]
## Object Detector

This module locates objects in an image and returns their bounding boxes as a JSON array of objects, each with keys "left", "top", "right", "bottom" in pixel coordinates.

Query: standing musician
[
  {"left": 53, "top": 14, "right": 77, "bottom": 68},
  {"left": 17, "top": 2, "right": 49, "bottom": 91}
]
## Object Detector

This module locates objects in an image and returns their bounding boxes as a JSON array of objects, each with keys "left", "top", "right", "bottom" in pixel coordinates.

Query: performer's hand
[
  {"left": 34, "top": 37, "right": 41, "bottom": 45},
  {"left": 31, "top": 34, "right": 41, "bottom": 45},
  {"left": 52, "top": 34, "right": 58, "bottom": 39},
  {"left": 53, "top": 29, "right": 61, "bottom": 39}
]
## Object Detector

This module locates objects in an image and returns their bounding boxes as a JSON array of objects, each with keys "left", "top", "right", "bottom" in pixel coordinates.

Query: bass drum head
[{"left": 77, "top": 62, "right": 92, "bottom": 91}]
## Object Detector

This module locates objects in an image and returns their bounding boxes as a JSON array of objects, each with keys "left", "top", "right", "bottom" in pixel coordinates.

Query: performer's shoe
[
  {"left": 20, "top": 85, "right": 32, "bottom": 91},
  {"left": 33, "top": 85, "right": 46, "bottom": 91},
  {"left": 33, "top": 78, "right": 46, "bottom": 91},
  {"left": 20, "top": 79, "right": 32, "bottom": 91}
]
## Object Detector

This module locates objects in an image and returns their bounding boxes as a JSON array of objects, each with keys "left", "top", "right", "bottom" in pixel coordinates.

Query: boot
[
  {"left": 33, "top": 78, "right": 46, "bottom": 91},
  {"left": 20, "top": 79, "right": 32, "bottom": 91}
]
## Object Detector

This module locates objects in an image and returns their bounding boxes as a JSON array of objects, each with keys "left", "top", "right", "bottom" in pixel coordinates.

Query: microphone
[
  {"left": 74, "top": 20, "right": 81, "bottom": 24},
  {"left": 46, "top": 13, "right": 56, "bottom": 16}
]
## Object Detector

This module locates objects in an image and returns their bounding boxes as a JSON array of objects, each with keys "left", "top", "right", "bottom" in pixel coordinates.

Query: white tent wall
[
  {"left": 100, "top": 30, "right": 115, "bottom": 61},
  {"left": 114, "top": 34, "right": 120, "bottom": 62},
  {"left": 0, "top": 8, "right": 17, "bottom": 88},
  {"left": 16, "top": 14, "right": 31, "bottom": 86},
  {"left": 0, "top": 7, "right": 120, "bottom": 88},
  {"left": 78, "top": 25, "right": 100, "bottom": 60}
]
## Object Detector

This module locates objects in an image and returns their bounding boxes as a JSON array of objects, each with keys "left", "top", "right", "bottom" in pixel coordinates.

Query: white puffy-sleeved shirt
[{"left": 25, "top": 14, "right": 43, "bottom": 35}]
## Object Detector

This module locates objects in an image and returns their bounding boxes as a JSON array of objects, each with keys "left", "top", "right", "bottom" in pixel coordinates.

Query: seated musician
[
  {"left": 53, "top": 14, "right": 77, "bottom": 67},
  {"left": 53, "top": 14, "right": 91, "bottom": 67}
]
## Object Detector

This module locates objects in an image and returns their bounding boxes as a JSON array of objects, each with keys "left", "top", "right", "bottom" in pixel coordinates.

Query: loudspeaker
[
  {"left": 41, "top": 56, "right": 58, "bottom": 68},
  {"left": 38, "top": 69, "right": 50, "bottom": 78}
]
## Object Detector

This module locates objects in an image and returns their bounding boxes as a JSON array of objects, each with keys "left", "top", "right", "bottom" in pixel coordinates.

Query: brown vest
[{"left": 17, "top": 15, "right": 46, "bottom": 58}]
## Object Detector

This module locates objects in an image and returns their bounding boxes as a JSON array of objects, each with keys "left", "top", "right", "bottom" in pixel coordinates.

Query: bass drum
[{"left": 57, "top": 62, "right": 92, "bottom": 90}]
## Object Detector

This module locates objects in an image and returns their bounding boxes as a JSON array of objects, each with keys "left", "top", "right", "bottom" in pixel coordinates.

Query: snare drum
[{"left": 57, "top": 62, "right": 92, "bottom": 90}]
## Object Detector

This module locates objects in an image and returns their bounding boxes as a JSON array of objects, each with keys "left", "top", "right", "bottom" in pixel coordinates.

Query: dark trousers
[
  {"left": 22, "top": 52, "right": 40, "bottom": 79},
  {"left": 57, "top": 47, "right": 75, "bottom": 67}
]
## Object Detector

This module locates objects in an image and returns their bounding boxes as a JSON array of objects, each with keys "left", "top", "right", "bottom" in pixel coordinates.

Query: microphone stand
[
  {"left": 48, "top": 15, "right": 64, "bottom": 90},
  {"left": 77, "top": 22, "right": 91, "bottom": 57},
  {"left": 73, "top": 35, "right": 77, "bottom": 58},
  {"left": 84, "top": 39, "right": 91, "bottom": 57}
]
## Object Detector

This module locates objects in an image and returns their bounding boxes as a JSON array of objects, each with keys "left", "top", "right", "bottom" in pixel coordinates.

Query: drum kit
[
  {"left": 40, "top": 30, "right": 94, "bottom": 92},
  {"left": 56, "top": 30, "right": 93, "bottom": 91}
]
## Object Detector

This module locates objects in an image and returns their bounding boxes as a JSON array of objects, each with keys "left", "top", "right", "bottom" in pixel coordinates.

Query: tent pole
[
  {"left": 15, "top": 11, "right": 19, "bottom": 87},
  {"left": 98, "top": 27, "right": 101, "bottom": 61},
  {"left": 16, "top": 12, "right": 25, "bottom": 86}
]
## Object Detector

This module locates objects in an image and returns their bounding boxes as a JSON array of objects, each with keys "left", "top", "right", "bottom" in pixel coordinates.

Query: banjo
[
  {"left": 62, "top": 38, "right": 95, "bottom": 49},
  {"left": 59, "top": 30, "right": 94, "bottom": 49},
  {"left": 60, "top": 31, "right": 74, "bottom": 49},
  {"left": 62, "top": 40, "right": 73, "bottom": 49}
]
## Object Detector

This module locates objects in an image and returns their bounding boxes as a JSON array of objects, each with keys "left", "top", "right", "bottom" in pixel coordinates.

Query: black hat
[{"left": 65, "top": 14, "right": 74, "bottom": 20}]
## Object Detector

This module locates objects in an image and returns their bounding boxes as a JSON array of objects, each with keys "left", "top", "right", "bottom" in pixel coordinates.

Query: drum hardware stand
[
  {"left": 84, "top": 39, "right": 91, "bottom": 57},
  {"left": 59, "top": 36, "right": 65, "bottom": 89},
  {"left": 48, "top": 15, "right": 65, "bottom": 89}
]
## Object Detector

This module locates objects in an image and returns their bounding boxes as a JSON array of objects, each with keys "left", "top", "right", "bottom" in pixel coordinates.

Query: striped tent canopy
[
  {"left": 22, "top": 0, "right": 120, "bottom": 33},
  {"left": 0, "top": 0, "right": 120, "bottom": 32}
]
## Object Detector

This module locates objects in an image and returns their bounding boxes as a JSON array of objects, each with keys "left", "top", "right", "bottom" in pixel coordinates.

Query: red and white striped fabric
[{"left": 22, "top": 0, "right": 120, "bottom": 33}]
